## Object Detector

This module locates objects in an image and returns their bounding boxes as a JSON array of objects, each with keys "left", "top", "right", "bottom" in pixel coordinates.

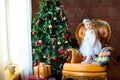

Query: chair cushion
[
  {"left": 63, "top": 63, "right": 107, "bottom": 72},
  {"left": 62, "top": 70, "right": 107, "bottom": 77},
  {"left": 91, "top": 47, "right": 112, "bottom": 65}
]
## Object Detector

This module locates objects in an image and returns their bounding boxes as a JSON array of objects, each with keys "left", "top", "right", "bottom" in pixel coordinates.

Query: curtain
[
  {"left": 0, "top": 0, "right": 7, "bottom": 79},
  {"left": 7, "top": 0, "right": 33, "bottom": 80}
]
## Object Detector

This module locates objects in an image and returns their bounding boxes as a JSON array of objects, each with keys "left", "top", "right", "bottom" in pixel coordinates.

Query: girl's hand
[
  {"left": 91, "top": 30, "right": 96, "bottom": 48},
  {"left": 92, "top": 44, "right": 95, "bottom": 48}
]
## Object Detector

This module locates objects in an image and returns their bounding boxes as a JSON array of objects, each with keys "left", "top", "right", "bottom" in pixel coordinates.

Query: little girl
[{"left": 80, "top": 19, "right": 102, "bottom": 64}]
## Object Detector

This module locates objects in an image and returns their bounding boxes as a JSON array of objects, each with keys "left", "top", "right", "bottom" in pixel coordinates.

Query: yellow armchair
[{"left": 62, "top": 19, "right": 113, "bottom": 80}]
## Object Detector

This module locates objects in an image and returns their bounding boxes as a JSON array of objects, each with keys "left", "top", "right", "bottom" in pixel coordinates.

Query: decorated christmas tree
[{"left": 32, "top": 0, "right": 72, "bottom": 77}]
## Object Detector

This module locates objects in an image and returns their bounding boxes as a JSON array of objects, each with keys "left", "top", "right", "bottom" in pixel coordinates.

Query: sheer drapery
[
  {"left": 0, "top": 0, "right": 7, "bottom": 79},
  {"left": 7, "top": 0, "right": 33, "bottom": 80},
  {"left": 0, "top": 0, "right": 33, "bottom": 80}
]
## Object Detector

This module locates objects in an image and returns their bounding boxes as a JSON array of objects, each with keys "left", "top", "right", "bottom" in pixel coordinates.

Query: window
[
  {"left": 0, "top": 0, "right": 33, "bottom": 79},
  {"left": 0, "top": 0, "right": 9, "bottom": 65}
]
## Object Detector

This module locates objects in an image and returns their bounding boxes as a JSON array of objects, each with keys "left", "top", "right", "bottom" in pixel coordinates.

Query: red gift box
[
  {"left": 29, "top": 75, "right": 47, "bottom": 80},
  {"left": 29, "top": 75, "right": 40, "bottom": 80}
]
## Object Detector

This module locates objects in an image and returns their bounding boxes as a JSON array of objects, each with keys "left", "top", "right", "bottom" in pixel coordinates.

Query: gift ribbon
[
  {"left": 35, "top": 63, "right": 51, "bottom": 78},
  {"left": 46, "top": 66, "right": 49, "bottom": 77},
  {"left": 46, "top": 65, "right": 51, "bottom": 77},
  {"left": 38, "top": 65, "right": 40, "bottom": 78}
]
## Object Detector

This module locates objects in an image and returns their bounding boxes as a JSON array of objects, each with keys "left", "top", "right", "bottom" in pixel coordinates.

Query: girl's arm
[{"left": 91, "top": 30, "right": 97, "bottom": 48}]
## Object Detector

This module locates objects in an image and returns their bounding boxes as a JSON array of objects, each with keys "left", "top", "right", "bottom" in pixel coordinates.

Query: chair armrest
[{"left": 66, "top": 48, "right": 83, "bottom": 63}]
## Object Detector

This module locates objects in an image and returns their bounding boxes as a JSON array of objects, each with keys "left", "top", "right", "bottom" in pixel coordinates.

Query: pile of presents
[{"left": 29, "top": 62, "right": 53, "bottom": 80}]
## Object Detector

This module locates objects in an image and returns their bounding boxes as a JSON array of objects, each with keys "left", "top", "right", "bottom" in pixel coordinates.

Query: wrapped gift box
[
  {"left": 29, "top": 75, "right": 47, "bottom": 80},
  {"left": 34, "top": 62, "right": 51, "bottom": 78},
  {"left": 29, "top": 75, "right": 40, "bottom": 80}
]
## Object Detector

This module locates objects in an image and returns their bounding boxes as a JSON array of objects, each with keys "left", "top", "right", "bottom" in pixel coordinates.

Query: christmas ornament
[
  {"left": 32, "top": 32, "right": 36, "bottom": 36},
  {"left": 39, "top": 40, "right": 43, "bottom": 44},
  {"left": 37, "top": 18, "right": 40, "bottom": 23},
  {"left": 43, "top": 55, "right": 47, "bottom": 59},
  {"left": 53, "top": 17, "right": 57, "bottom": 20},
  {"left": 35, "top": 41, "right": 39, "bottom": 46},
  {"left": 57, "top": 41, "right": 61, "bottom": 45},
  {"left": 62, "top": 34, "right": 68, "bottom": 38},
  {"left": 51, "top": 38, "right": 56, "bottom": 44},
  {"left": 49, "top": 24, "right": 53, "bottom": 29},
  {"left": 52, "top": 57, "right": 57, "bottom": 61},
  {"left": 65, "top": 40, "right": 68, "bottom": 43},
  {"left": 58, "top": 46, "right": 66, "bottom": 54},
  {"left": 62, "top": 17, "right": 66, "bottom": 21},
  {"left": 34, "top": 63, "right": 37, "bottom": 66}
]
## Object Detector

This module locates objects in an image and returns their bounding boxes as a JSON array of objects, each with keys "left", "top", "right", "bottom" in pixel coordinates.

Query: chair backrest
[{"left": 75, "top": 19, "right": 111, "bottom": 48}]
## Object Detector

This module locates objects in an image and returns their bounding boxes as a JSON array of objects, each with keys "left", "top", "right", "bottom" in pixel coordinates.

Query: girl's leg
[
  {"left": 81, "top": 55, "right": 91, "bottom": 64},
  {"left": 92, "top": 54, "right": 98, "bottom": 59},
  {"left": 92, "top": 55, "right": 96, "bottom": 59}
]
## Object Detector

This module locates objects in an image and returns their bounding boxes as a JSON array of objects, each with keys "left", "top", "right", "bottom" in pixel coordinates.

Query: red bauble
[
  {"left": 58, "top": 49, "right": 66, "bottom": 54},
  {"left": 34, "top": 63, "right": 37, "bottom": 66},
  {"left": 52, "top": 57, "right": 57, "bottom": 61},
  {"left": 35, "top": 41, "right": 39, "bottom": 46},
  {"left": 62, "top": 17, "right": 66, "bottom": 21},
  {"left": 32, "top": 32, "right": 36, "bottom": 36},
  {"left": 37, "top": 18, "right": 40, "bottom": 23},
  {"left": 62, "top": 34, "right": 68, "bottom": 38}
]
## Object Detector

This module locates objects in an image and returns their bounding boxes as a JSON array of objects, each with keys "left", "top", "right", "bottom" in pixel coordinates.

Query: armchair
[{"left": 62, "top": 19, "right": 113, "bottom": 80}]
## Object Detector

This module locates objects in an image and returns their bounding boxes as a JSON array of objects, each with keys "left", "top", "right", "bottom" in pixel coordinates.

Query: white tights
[{"left": 81, "top": 54, "right": 97, "bottom": 64}]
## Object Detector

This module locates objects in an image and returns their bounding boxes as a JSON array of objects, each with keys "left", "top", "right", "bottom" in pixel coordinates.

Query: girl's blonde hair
[{"left": 82, "top": 19, "right": 92, "bottom": 24}]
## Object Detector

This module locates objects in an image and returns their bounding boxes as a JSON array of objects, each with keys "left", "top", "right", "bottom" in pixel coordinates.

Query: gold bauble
[
  {"left": 57, "top": 41, "right": 61, "bottom": 45},
  {"left": 39, "top": 40, "right": 43, "bottom": 44},
  {"left": 43, "top": 55, "right": 47, "bottom": 59},
  {"left": 49, "top": 25, "right": 53, "bottom": 29},
  {"left": 53, "top": 17, "right": 57, "bottom": 20}
]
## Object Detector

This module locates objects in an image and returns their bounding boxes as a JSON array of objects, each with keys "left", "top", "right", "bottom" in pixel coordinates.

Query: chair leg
[
  {"left": 62, "top": 75, "right": 66, "bottom": 80},
  {"left": 104, "top": 76, "right": 107, "bottom": 80}
]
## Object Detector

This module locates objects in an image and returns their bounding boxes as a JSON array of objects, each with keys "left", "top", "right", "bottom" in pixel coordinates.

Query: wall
[
  {"left": 32, "top": 0, "right": 120, "bottom": 52},
  {"left": 32, "top": 0, "right": 120, "bottom": 79}
]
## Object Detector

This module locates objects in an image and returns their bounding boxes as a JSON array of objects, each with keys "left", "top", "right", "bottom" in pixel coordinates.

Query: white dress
[{"left": 79, "top": 29, "right": 101, "bottom": 57}]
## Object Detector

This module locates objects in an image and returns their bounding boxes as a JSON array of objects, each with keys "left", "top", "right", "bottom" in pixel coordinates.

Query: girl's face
[{"left": 84, "top": 21, "right": 93, "bottom": 30}]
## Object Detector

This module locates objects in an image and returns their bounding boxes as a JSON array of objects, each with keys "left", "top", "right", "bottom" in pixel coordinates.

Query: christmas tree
[{"left": 32, "top": 0, "right": 72, "bottom": 77}]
